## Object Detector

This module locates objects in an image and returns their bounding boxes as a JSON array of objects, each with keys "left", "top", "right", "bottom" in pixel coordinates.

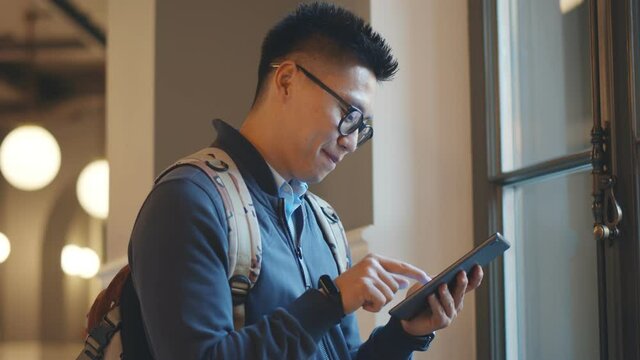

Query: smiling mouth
[{"left": 322, "top": 150, "right": 339, "bottom": 164}]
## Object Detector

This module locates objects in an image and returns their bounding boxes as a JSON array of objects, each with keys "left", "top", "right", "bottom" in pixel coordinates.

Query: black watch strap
[
  {"left": 318, "top": 275, "right": 339, "bottom": 296},
  {"left": 318, "top": 275, "right": 344, "bottom": 316},
  {"left": 423, "top": 332, "right": 436, "bottom": 350}
]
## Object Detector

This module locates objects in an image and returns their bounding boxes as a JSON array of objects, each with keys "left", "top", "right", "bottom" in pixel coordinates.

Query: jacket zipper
[
  {"left": 278, "top": 200, "right": 333, "bottom": 360},
  {"left": 278, "top": 199, "right": 312, "bottom": 289},
  {"left": 318, "top": 336, "right": 333, "bottom": 360}
]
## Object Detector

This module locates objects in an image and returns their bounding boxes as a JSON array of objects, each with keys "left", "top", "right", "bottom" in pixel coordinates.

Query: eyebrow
[
  {"left": 347, "top": 98, "right": 372, "bottom": 120},
  {"left": 282, "top": 62, "right": 373, "bottom": 119},
  {"left": 348, "top": 98, "right": 366, "bottom": 113}
]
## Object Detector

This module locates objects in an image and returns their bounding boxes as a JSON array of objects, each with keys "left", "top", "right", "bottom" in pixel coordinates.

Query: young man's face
[{"left": 277, "top": 60, "right": 377, "bottom": 183}]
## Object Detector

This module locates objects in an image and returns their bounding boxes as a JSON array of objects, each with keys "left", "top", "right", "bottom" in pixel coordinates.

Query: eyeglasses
[{"left": 270, "top": 63, "right": 373, "bottom": 147}]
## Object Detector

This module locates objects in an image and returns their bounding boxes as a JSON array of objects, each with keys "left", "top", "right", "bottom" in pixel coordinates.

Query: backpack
[{"left": 76, "top": 147, "right": 351, "bottom": 360}]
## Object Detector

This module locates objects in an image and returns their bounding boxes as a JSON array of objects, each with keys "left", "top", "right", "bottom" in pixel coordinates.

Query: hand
[
  {"left": 400, "top": 265, "right": 483, "bottom": 336},
  {"left": 334, "top": 254, "right": 429, "bottom": 314}
]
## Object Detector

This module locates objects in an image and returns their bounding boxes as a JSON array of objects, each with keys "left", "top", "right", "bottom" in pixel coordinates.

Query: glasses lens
[
  {"left": 357, "top": 126, "right": 373, "bottom": 146},
  {"left": 339, "top": 110, "right": 363, "bottom": 135}
]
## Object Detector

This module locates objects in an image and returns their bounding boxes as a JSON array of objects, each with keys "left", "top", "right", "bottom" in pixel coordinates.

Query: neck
[{"left": 240, "top": 108, "right": 293, "bottom": 181}]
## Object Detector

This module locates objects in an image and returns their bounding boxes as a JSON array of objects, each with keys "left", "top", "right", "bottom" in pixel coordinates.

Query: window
[{"left": 469, "top": 0, "right": 640, "bottom": 358}]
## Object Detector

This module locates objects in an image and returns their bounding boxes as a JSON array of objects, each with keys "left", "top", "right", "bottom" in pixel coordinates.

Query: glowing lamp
[
  {"left": 0, "top": 232, "right": 10, "bottom": 263},
  {"left": 76, "top": 160, "right": 109, "bottom": 219},
  {"left": 0, "top": 125, "right": 61, "bottom": 191},
  {"left": 60, "top": 244, "right": 100, "bottom": 279}
]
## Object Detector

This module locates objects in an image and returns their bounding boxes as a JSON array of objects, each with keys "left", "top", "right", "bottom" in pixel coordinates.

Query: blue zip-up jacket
[{"left": 127, "top": 120, "right": 431, "bottom": 359}]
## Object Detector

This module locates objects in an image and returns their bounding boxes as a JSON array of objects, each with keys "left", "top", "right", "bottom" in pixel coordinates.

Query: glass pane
[
  {"left": 498, "top": 0, "right": 593, "bottom": 172},
  {"left": 503, "top": 170, "right": 599, "bottom": 359}
]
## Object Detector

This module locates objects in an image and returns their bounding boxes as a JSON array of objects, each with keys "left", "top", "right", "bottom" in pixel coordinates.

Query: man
[{"left": 126, "top": 3, "right": 483, "bottom": 359}]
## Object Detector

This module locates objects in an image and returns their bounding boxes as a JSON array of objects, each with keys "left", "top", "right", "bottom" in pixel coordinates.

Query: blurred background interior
[
  {"left": 0, "top": 0, "right": 105, "bottom": 358},
  {"left": 0, "top": 0, "right": 639, "bottom": 360}
]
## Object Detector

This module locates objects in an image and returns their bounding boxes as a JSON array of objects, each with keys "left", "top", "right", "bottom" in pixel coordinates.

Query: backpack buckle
[
  {"left": 86, "top": 307, "right": 121, "bottom": 350},
  {"left": 321, "top": 206, "right": 339, "bottom": 224},
  {"left": 77, "top": 307, "right": 122, "bottom": 360},
  {"left": 206, "top": 159, "right": 229, "bottom": 172},
  {"left": 229, "top": 275, "right": 252, "bottom": 305}
]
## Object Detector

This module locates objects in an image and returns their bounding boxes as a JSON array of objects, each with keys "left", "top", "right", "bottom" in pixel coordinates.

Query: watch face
[
  {"left": 319, "top": 274, "right": 345, "bottom": 318},
  {"left": 424, "top": 332, "right": 435, "bottom": 350},
  {"left": 319, "top": 275, "right": 339, "bottom": 295}
]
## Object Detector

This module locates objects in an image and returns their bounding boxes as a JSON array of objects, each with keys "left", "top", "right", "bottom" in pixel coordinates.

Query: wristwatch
[
  {"left": 318, "top": 274, "right": 344, "bottom": 316},
  {"left": 423, "top": 332, "right": 436, "bottom": 350}
]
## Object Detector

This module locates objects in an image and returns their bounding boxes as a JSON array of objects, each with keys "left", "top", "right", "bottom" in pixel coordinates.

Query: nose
[{"left": 337, "top": 129, "right": 358, "bottom": 153}]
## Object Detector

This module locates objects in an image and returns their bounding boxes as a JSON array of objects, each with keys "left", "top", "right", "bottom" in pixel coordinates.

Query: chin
[
  {"left": 301, "top": 174, "right": 325, "bottom": 184},
  {"left": 294, "top": 156, "right": 336, "bottom": 183},
  {"left": 299, "top": 169, "right": 331, "bottom": 184}
]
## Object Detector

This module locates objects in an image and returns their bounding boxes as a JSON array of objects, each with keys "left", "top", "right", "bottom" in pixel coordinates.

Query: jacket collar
[{"left": 210, "top": 119, "right": 281, "bottom": 201}]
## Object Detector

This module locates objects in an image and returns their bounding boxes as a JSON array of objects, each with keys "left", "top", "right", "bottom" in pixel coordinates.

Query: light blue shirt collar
[{"left": 266, "top": 164, "right": 308, "bottom": 220}]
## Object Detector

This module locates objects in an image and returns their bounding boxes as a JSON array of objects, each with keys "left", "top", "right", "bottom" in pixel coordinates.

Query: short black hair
[{"left": 253, "top": 2, "right": 398, "bottom": 104}]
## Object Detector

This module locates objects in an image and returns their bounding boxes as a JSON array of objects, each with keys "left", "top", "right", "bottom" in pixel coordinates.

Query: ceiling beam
[{"left": 49, "top": 0, "right": 106, "bottom": 46}]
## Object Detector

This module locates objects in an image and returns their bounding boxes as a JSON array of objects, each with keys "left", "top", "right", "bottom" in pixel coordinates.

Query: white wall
[
  {"left": 106, "top": 0, "right": 156, "bottom": 262},
  {"left": 369, "top": 1, "right": 475, "bottom": 359}
]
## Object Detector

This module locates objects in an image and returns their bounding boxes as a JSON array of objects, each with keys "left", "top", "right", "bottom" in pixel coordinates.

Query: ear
[{"left": 272, "top": 62, "right": 297, "bottom": 98}]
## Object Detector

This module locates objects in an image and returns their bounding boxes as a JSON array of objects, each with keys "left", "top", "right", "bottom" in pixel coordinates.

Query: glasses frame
[{"left": 270, "top": 63, "right": 373, "bottom": 146}]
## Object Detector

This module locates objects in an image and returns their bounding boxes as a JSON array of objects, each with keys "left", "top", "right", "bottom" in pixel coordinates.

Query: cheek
[
  {"left": 287, "top": 99, "right": 341, "bottom": 163},
  {"left": 301, "top": 110, "right": 339, "bottom": 143}
]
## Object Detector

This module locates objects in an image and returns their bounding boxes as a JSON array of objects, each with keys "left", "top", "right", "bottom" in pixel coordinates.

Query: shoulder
[
  {"left": 148, "top": 164, "right": 227, "bottom": 223},
  {"left": 157, "top": 164, "right": 219, "bottom": 196},
  {"left": 129, "top": 164, "right": 231, "bottom": 265}
]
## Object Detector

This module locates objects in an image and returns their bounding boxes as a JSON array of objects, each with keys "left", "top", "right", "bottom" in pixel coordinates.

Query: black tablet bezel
[{"left": 388, "top": 232, "right": 510, "bottom": 320}]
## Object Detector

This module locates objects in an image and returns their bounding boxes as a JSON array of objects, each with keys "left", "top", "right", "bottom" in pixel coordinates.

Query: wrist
[
  {"left": 400, "top": 318, "right": 437, "bottom": 338},
  {"left": 399, "top": 320, "right": 436, "bottom": 350},
  {"left": 318, "top": 275, "right": 345, "bottom": 317}
]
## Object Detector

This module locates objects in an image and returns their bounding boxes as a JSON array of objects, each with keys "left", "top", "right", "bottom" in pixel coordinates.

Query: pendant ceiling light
[
  {"left": 60, "top": 244, "right": 100, "bottom": 279},
  {"left": 76, "top": 159, "right": 109, "bottom": 219},
  {"left": 0, "top": 232, "right": 10, "bottom": 264},
  {"left": 0, "top": 125, "right": 61, "bottom": 191},
  {"left": 0, "top": 8, "right": 61, "bottom": 191}
]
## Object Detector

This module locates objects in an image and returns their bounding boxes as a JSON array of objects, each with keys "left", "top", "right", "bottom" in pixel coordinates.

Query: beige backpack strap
[
  {"left": 156, "top": 147, "right": 261, "bottom": 330},
  {"left": 306, "top": 192, "right": 350, "bottom": 274}
]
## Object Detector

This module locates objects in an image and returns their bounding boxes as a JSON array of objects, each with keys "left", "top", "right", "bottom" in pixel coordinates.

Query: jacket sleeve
[
  {"left": 129, "top": 175, "right": 344, "bottom": 359},
  {"left": 347, "top": 316, "right": 433, "bottom": 359}
]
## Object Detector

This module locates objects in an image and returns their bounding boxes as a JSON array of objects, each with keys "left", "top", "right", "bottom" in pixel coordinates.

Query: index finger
[
  {"left": 452, "top": 271, "right": 468, "bottom": 309},
  {"left": 375, "top": 255, "right": 429, "bottom": 283},
  {"left": 466, "top": 265, "right": 483, "bottom": 292}
]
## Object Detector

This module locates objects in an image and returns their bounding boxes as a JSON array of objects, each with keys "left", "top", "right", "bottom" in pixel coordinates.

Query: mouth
[{"left": 321, "top": 150, "right": 339, "bottom": 164}]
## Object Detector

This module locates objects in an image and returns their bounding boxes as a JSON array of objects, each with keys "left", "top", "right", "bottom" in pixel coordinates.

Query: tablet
[{"left": 388, "top": 232, "right": 510, "bottom": 320}]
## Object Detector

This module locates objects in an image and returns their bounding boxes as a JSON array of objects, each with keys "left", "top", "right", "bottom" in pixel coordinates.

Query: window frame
[{"left": 468, "top": 0, "right": 640, "bottom": 359}]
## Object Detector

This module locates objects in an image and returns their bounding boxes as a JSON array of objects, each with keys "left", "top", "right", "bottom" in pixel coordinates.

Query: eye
[
  {"left": 339, "top": 109, "right": 363, "bottom": 134},
  {"left": 343, "top": 110, "right": 360, "bottom": 124}
]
